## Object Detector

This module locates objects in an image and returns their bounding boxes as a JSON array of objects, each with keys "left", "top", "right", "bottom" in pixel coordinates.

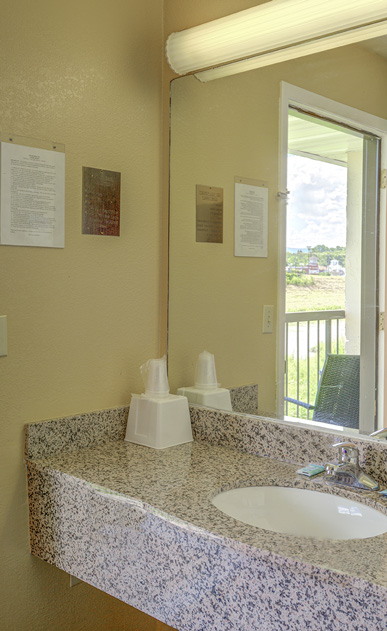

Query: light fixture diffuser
[{"left": 165, "top": 0, "right": 387, "bottom": 82}]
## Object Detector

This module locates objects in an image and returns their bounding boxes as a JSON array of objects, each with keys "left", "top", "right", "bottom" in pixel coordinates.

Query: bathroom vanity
[{"left": 25, "top": 406, "right": 387, "bottom": 631}]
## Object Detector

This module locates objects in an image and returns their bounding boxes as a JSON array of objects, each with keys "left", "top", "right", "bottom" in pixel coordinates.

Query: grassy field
[
  {"left": 286, "top": 275, "right": 345, "bottom": 312},
  {"left": 286, "top": 347, "right": 321, "bottom": 420},
  {"left": 286, "top": 338, "right": 346, "bottom": 419}
]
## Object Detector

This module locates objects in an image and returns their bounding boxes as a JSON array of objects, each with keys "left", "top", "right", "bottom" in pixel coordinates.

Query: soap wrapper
[{"left": 296, "top": 464, "right": 325, "bottom": 478}]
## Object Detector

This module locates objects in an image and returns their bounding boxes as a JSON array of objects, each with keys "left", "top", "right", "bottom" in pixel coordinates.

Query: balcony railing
[{"left": 284, "top": 309, "right": 346, "bottom": 420}]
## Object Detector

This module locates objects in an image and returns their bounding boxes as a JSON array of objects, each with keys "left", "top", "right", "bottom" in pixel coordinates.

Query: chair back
[{"left": 313, "top": 354, "right": 360, "bottom": 429}]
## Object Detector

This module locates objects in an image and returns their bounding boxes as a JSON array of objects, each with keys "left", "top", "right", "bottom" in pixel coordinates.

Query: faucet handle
[
  {"left": 370, "top": 427, "right": 387, "bottom": 439},
  {"left": 332, "top": 442, "right": 358, "bottom": 465}
]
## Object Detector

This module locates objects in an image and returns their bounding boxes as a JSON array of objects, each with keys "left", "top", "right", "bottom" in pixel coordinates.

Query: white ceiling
[{"left": 288, "top": 111, "right": 364, "bottom": 164}]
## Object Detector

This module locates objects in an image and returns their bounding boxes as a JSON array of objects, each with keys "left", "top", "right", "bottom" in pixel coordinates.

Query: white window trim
[{"left": 277, "top": 81, "right": 387, "bottom": 430}]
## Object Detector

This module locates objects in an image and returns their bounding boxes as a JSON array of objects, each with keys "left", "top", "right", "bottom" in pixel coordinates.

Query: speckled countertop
[
  {"left": 25, "top": 406, "right": 387, "bottom": 630},
  {"left": 29, "top": 437, "right": 387, "bottom": 587}
]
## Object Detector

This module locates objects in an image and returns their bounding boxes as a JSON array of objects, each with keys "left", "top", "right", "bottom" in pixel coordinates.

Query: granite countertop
[{"left": 29, "top": 437, "right": 387, "bottom": 590}]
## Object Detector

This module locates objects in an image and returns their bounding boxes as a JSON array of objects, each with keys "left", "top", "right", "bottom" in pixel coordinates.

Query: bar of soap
[{"left": 296, "top": 464, "right": 325, "bottom": 477}]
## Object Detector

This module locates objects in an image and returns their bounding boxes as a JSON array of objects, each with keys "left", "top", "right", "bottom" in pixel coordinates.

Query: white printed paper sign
[
  {"left": 0, "top": 141, "right": 65, "bottom": 248},
  {"left": 234, "top": 181, "right": 268, "bottom": 257}
]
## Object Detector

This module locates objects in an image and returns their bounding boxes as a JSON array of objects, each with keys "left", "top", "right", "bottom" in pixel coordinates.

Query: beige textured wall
[
  {"left": 168, "top": 45, "right": 387, "bottom": 414},
  {"left": 2, "top": 0, "right": 387, "bottom": 628},
  {"left": 164, "top": 0, "right": 268, "bottom": 33},
  {"left": 161, "top": 2, "right": 268, "bottom": 360},
  {"left": 0, "top": 2, "right": 269, "bottom": 629},
  {"left": 0, "top": 0, "right": 173, "bottom": 629}
]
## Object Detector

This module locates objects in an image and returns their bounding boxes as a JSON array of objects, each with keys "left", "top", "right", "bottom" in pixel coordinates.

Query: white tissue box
[{"left": 125, "top": 394, "right": 193, "bottom": 449}]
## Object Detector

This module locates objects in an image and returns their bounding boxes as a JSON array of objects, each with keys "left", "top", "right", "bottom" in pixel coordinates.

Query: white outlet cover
[{"left": 0, "top": 316, "right": 8, "bottom": 356}]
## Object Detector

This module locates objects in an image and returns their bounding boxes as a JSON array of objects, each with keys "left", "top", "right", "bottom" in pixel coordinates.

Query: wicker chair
[{"left": 285, "top": 354, "right": 360, "bottom": 430}]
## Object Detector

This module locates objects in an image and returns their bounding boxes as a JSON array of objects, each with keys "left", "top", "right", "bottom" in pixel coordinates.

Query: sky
[{"left": 286, "top": 154, "right": 347, "bottom": 250}]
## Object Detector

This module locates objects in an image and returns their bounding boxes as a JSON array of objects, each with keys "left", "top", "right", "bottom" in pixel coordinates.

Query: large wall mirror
[{"left": 168, "top": 37, "right": 387, "bottom": 437}]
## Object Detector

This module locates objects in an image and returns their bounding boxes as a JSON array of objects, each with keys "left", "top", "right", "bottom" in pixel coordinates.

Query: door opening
[{"left": 278, "top": 88, "right": 384, "bottom": 435}]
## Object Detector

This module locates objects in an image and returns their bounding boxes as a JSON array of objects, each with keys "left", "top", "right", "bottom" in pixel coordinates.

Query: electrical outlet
[
  {"left": 262, "top": 305, "right": 274, "bottom": 334},
  {"left": 0, "top": 316, "right": 8, "bottom": 356}
]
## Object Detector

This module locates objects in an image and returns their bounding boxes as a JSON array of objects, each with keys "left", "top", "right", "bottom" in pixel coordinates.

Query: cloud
[{"left": 287, "top": 155, "right": 347, "bottom": 249}]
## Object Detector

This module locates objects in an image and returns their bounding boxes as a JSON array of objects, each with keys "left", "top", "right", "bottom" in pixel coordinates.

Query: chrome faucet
[
  {"left": 370, "top": 427, "right": 387, "bottom": 439},
  {"left": 325, "top": 442, "right": 379, "bottom": 491}
]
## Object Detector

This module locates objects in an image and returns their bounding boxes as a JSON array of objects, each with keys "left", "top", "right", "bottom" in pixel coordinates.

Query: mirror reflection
[{"left": 168, "top": 39, "right": 387, "bottom": 436}]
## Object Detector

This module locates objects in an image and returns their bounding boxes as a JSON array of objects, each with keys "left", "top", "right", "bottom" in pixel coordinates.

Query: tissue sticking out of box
[
  {"left": 195, "top": 350, "right": 219, "bottom": 390},
  {"left": 140, "top": 355, "right": 170, "bottom": 398},
  {"left": 177, "top": 350, "right": 232, "bottom": 411}
]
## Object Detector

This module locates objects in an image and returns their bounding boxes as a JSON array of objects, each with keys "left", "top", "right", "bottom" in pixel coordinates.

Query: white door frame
[{"left": 277, "top": 81, "right": 387, "bottom": 430}]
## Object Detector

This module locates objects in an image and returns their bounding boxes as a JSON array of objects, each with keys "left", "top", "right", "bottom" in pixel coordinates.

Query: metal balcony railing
[{"left": 284, "top": 309, "right": 346, "bottom": 420}]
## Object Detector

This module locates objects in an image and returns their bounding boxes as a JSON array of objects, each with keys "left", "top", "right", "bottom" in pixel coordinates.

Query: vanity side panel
[{"left": 26, "top": 460, "right": 387, "bottom": 631}]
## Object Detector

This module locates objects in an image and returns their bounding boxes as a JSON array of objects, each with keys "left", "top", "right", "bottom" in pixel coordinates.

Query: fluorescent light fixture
[{"left": 165, "top": 0, "right": 387, "bottom": 82}]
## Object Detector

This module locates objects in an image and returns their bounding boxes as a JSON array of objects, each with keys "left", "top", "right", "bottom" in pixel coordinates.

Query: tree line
[{"left": 286, "top": 245, "right": 346, "bottom": 269}]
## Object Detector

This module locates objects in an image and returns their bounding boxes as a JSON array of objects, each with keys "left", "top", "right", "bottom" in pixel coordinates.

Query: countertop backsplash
[{"left": 25, "top": 403, "right": 387, "bottom": 488}]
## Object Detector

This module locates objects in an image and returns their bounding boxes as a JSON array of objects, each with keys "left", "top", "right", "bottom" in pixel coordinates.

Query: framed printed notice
[
  {"left": 0, "top": 134, "right": 65, "bottom": 248},
  {"left": 196, "top": 184, "right": 223, "bottom": 243},
  {"left": 234, "top": 176, "right": 268, "bottom": 257},
  {"left": 82, "top": 166, "right": 121, "bottom": 236}
]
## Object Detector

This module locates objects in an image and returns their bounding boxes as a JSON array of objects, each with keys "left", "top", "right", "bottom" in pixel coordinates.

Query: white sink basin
[{"left": 212, "top": 486, "right": 387, "bottom": 540}]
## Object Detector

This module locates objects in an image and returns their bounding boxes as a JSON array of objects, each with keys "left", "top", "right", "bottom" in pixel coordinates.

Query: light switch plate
[
  {"left": 0, "top": 316, "right": 8, "bottom": 356},
  {"left": 262, "top": 305, "right": 274, "bottom": 334}
]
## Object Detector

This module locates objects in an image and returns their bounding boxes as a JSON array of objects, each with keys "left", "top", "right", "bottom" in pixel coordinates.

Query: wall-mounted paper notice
[
  {"left": 0, "top": 140, "right": 65, "bottom": 248},
  {"left": 234, "top": 179, "right": 268, "bottom": 258}
]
